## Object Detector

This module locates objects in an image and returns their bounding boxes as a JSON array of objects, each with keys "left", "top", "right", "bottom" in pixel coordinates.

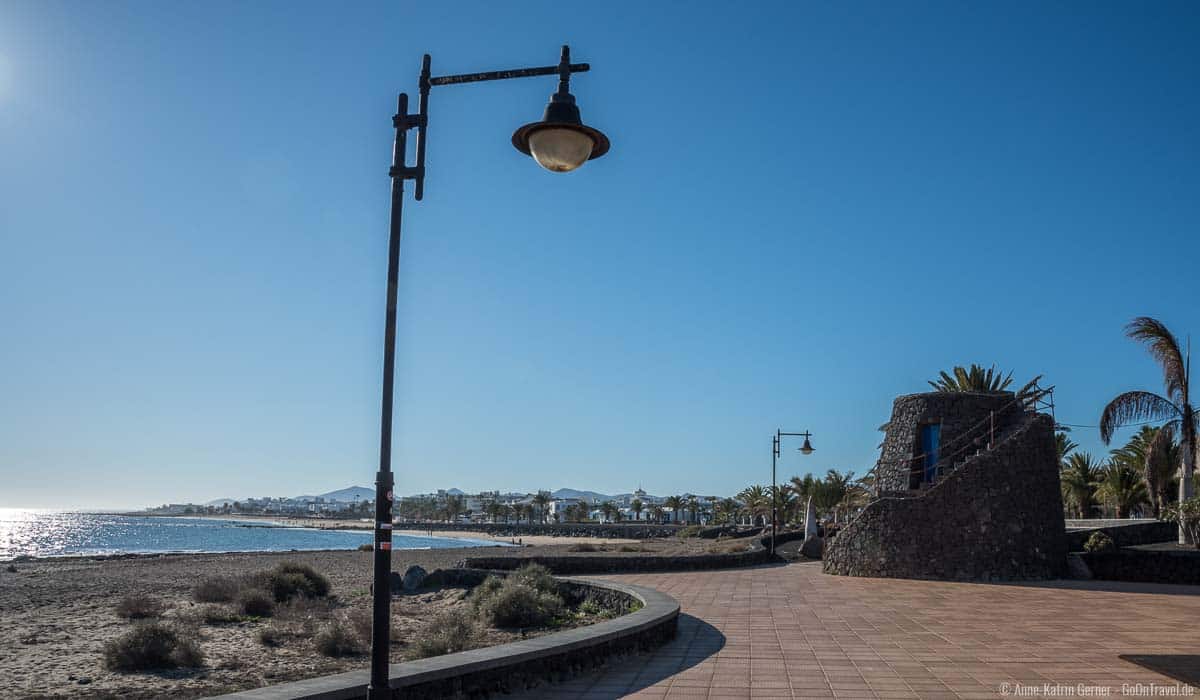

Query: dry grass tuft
[{"left": 115, "top": 595, "right": 166, "bottom": 620}]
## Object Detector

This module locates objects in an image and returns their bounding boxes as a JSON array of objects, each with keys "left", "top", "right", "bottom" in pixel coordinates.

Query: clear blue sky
[{"left": 2, "top": 1, "right": 1198, "bottom": 509}]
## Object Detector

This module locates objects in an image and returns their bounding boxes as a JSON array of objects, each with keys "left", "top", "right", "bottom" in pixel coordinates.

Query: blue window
[{"left": 921, "top": 424, "right": 940, "bottom": 483}]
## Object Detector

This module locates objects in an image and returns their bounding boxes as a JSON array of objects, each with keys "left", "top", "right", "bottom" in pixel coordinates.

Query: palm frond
[
  {"left": 1098, "top": 390, "right": 1180, "bottom": 444},
  {"left": 1126, "top": 317, "right": 1188, "bottom": 404}
]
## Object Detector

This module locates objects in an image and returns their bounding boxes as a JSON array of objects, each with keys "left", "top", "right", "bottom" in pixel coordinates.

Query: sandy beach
[
  {"left": 1, "top": 535, "right": 720, "bottom": 699},
  {"left": 189, "top": 514, "right": 640, "bottom": 547}
]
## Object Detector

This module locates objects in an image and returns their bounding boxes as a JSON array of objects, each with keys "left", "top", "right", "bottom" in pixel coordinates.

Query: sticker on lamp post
[{"left": 379, "top": 542, "right": 391, "bottom": 551}]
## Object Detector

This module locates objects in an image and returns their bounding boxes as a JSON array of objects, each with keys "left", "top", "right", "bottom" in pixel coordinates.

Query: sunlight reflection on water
[{"left": 0, "top": 509, "right": 498, "bottom": 560}]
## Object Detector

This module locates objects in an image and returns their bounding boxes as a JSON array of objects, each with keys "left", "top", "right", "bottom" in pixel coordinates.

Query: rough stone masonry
[{"left": 824, "top": 391, "right": 1067, "bottom": 581}]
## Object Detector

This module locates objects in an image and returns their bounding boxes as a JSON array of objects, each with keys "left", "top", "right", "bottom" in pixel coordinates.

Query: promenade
[{"left": 519, "top": 561, "right": 1200, "bottom": 699}]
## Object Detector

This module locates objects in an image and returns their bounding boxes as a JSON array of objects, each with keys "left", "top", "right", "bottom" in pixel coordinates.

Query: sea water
[{"left": 0, "top": 509, "right": 502, "bottom": 560}]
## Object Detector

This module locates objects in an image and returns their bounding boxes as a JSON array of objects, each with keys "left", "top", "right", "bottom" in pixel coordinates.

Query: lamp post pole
[
  {"left": 369, "top": 46, "right": 608, "bottom": 700},
  {"left": 770, "top": 429, "right": 814, "bottom": 555}
]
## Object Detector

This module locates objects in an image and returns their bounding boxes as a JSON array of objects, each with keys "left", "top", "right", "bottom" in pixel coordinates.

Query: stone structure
[
  {"left": 825, "top": 391, "right": 1067, "bottom": 581},
  {"left": 875, "top": 392, "right": 1024, "bottom": 494}
]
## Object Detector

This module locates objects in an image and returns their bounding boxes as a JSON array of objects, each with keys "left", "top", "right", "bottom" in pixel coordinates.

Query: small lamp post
[
  {"left": 370, "top": 45, "right": 608, "bottom": 700},
  {"left": 771, "top": 429, "right": 814, "bottom": 555}
]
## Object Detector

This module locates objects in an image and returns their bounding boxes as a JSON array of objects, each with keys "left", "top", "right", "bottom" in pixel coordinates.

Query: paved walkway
[{"left": 519, "top": 561, "right": 1200, "bottom": 699}]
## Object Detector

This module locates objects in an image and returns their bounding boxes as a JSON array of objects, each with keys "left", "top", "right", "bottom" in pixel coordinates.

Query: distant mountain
[
  {"left": 445, "top": 488, "right": 465, "bottom": 496},
  {"left": 552, "top": 488, "right": 613, "bottom": 502},
  {"left": 315, "top": 486, "right": 375, "bottom": 502}
]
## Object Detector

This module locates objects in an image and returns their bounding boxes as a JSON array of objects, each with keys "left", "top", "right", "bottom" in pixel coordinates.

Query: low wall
[
  {"left": 1081, "top": 548, "right": 1200, "bottom": 585},
  {"left": 1064, "top": 521, "right": 1177, "bottom": 551},
  {"left": 462, "top": 545, "right": 770, "bottom": 575},
  {"left": 394, "top": 522, "right": 682, "bottom": 539},
  {"left": 216, "top": 577, "right": 679, "bottom": 700}
]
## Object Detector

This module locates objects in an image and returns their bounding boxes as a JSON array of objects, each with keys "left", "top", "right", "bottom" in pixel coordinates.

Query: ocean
[{"left": 0, "top": 509, "right": 502, "bottom": 560}]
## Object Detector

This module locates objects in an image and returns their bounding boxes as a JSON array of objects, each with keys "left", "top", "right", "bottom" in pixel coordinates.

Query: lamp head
[
  {"left": 798, "top": 437, "right": 815, "bottom": 455},
  {"left": 512, "top": 91, "right": 609, "bottom": 172}
]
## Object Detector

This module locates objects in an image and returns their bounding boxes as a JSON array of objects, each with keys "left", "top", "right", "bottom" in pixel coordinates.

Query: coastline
[{"left": 158, "top": 513, "right": 639, "bottom": 547}]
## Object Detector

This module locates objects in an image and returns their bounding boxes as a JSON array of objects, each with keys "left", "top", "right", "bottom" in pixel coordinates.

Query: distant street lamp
[
  {"left": 770, "top": 429, "right": 814, "bottom": 555},
  {"left": 369, "top": 46, "right": 608, "bottom": 700}
]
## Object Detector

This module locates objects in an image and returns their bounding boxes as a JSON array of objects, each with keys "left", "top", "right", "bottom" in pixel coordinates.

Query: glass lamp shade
[
  {"left": 799, "top": 438, "right": 815, "bottom": 455},
  {"left": 527, "top": 127, "right": 596, "bottom": 172}
]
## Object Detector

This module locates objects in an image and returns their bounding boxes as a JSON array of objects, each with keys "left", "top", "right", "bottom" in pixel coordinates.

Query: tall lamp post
[
  {"left": 770, "top": 429, "right": 814, "bottom": 555},
  {"left": 370, "top": 45, "right": 609, "bottom": 700}
]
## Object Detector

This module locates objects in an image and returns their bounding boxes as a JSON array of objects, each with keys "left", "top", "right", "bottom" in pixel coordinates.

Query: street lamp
[
  {"left": 770, "top": 429, "right": 814, "bottom": 555},
  {"left": 370, "top": 45, "right": 608, "bottom": 700}
]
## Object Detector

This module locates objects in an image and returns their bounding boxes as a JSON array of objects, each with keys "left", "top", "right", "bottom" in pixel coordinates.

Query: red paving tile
[{"left": 515, "top": 561, "right": 1200, "bottom": 699}]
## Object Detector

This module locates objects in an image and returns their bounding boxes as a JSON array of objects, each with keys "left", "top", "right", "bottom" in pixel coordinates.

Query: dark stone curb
[
  {"left": 212, "top": 577, "right": 680, "bottom": 700},
  {"left": 1064, "top": 520, "right": 1177, "bottom": 551}
]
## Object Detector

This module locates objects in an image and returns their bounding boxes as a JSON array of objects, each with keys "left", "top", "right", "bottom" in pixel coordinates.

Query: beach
[
  {"left": 188, "top": 513, "right": 640, "bottom": 547},
  {"left": 1, "top": 532, "right": 712, "bottom": 698}
]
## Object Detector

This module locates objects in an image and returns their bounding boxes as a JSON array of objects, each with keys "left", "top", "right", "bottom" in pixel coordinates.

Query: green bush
[
  {"left": 5, "top": 564, "right": 17, "bottom": 573},
  {"left": 477, "top": 581, "right": 563, "bottom": 628},
  {"left": 192, "top": 576, "right": 242, "bottom": 603},
  {"left": 103, "top": 623, "right": 204, "bottom": 671},
  {"left": 357, "top": 543, "right": 374, "bottom": 551},
  {"left": 314, "top": 616, "right": 362, "bottom": 657},
  {"left": 237, "top": 588, "right": 275, "bottom": 617},
  {"left": 676, "top": 525, "right": 702, "bottom": 539},
  {"left": 264, "top": 562, "right": 331, "bottom": 602},
  {"left": 115, "top": 595, "right": 166, "bottom": 620},
  {"left": 468, "top": 575, "right": 504, "bottom": 610},
  {"left": 1083, "top": 531, "right": 1117, "bottom": 553},
  {"left": 411, "top": 609, "right": 481, "bottom": 659},
  {"left": 1164, "top": 497, "right": 1200, "bottom": 548}
]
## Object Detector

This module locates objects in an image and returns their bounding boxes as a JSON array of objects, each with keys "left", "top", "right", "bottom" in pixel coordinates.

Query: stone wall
[
  {"left": 392, "top": 522, "right": 681, "bottom": 539},
  {"left": 825, "top": 411, "right": 1067, "bottom": 581},
  {"left": 1081, "top": 549, "right": 1200, "bottom": 585},
  {"left": 876, "top": 392, "right": 1024, "bottom": 494},
  {"left": 1064, "top": 521, "right": 1177, "bottom": 551}
]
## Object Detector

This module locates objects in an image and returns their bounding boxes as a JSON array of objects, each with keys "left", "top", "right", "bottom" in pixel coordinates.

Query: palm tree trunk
[{"left": 1181, "top": 435, "right": 1195, "bottom": 544}]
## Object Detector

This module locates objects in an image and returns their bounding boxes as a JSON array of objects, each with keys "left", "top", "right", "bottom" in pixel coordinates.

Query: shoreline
[{"left": 152, "top": 513, "right": 640, "bottom": 547}]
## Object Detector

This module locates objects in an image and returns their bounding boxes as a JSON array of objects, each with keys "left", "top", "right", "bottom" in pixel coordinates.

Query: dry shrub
[
  {"left": 410, "top": 609, "right": 481, "bottom": 659},
  {"left": 509, "top": 563, "right": 558, "bottom": 596},
  {"left": 467, "top": 575, "right": 504, "bottom": 610},
  {"left": 314, "top": 615, "right": 363, "bottom": 657},
  {"left": 707, "top": 541, "right": 749, "bottom": 554},
  {"left": 617, "top": 544, "right": 644, "bottom": 553},
  {"left": 357, "top": 543, "right": 373, "bottom": 551},
  {"left": 192, "top": 576, "right": 242, "bottom": 603},
  {"left": 264, "top": 562, "right": 331, "bottom": 602},
  {"left": 258, "top": 626, "right": 283, "bottom": 647},
  {"left": 237, "top": 588, "right": 275, "bottom": 617},
  {"left": 477, "top": 581, "right": 563, "bottom": 628},
  {"left": 115, "top": 595, "right": 166, "bottom": 620},
  {"left": 103, "top": 623, "right": 203, "bottom": 671},
  {"left": 192, "top": 604, "right": 241, "bottom": 625},
  {"left": 567, "top": 542, "right": 597, "bottom": 552}
]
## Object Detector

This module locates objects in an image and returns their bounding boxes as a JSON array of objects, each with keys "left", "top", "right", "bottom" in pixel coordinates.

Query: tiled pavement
[{"left": 517, "top": 561, "right": 1200, "bottom": 699}]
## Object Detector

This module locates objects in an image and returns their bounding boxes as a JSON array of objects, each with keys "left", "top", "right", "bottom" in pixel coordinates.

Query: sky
[{"left": 2, "top": 1, "right": 1199, "bottom": 509}]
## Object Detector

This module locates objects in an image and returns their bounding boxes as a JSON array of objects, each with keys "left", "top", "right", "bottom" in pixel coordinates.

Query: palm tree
[
  {"left": 789, "top": 474, "right": 817, "bottom": 503},
  {"left": 714, "top": 498, "right": 739, "bottom": 525},
  {"left": 1056, "top": 432, "right": 1078, "bottom": 465},
  {"left": 598, "top": 501, "right": 617, "bottom": 523},
  {"left": 630, "top": 498, "right": 643, "bottom": 521},
  {"left": 648, "top": 504, "right": 665, "bottom": 524},
  {"left": 685, "top": 496, "right": 700, "bottom": 524},
  {"left": 1095, "top": 462, "right": 1150, "bottom": 519},
  {"left": 929, "top": 364, "right": 1045, "bottom": 404},
  {"left": 532, "top": 492, "right": 551, "bottom": 524},
  {"left": 1060, "top": 452, "right": 1103, "bottom": 519},
  {"left": 1100, "top": 317, "right": 1197, "bottom": 543},
  {"left": 737, "top": 485, "right": 770, "bottom": 526},
  {"left": 663, "top": 495, "right": 684, "bottom": 524},
  {"left": 1110, "top": 425, "right": 1180, "bottom": 519}
]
